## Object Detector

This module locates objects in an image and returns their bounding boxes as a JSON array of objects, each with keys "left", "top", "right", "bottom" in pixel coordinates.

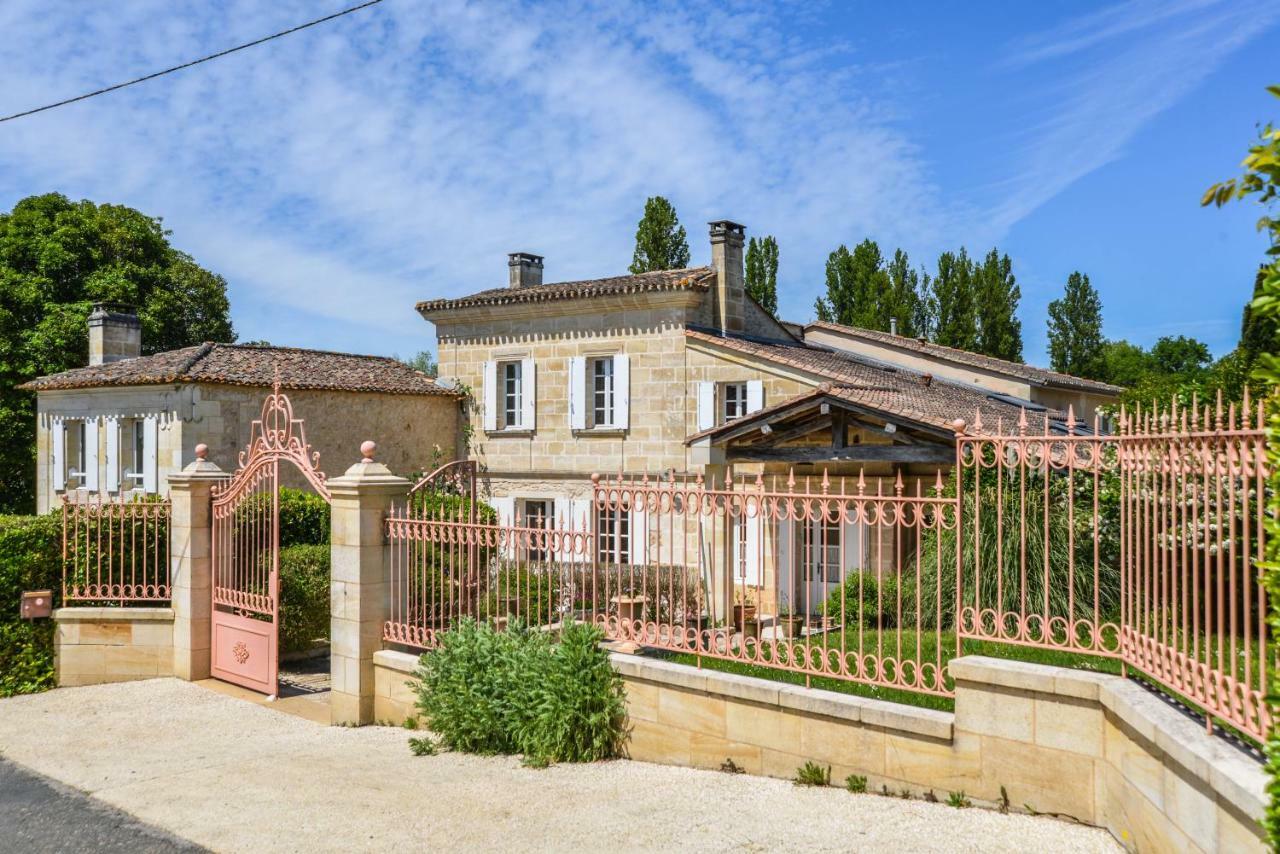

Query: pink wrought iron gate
[{"left": 210, "top": 383, "right": 330, "bottom": 695}]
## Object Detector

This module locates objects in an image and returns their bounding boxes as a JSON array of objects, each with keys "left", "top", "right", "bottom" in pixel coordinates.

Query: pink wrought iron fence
[
  {"left": 62, "top": 496, "right": 171, "bottom": 603},
  {"left": 956, "top": 395, "right": 1272, "bottom": 742}
]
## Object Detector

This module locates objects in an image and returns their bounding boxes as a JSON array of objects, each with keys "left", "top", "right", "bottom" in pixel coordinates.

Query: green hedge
[
  {"left": 0, "top": 514, "right": 61, "bottom": 697},
  {"left": 279, "top": 544, "right": 330, "bottom": 654},
  {"left": 413, "top": 618, "right": 627, "bottom": 763},
  {"left": 236, "top": 487, "right": 330, "bottom": 547}
]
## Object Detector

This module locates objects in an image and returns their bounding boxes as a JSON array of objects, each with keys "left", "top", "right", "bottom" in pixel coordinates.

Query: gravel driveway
[{"left": 0, "top": 679, "right": 1119, "bottom": 853}]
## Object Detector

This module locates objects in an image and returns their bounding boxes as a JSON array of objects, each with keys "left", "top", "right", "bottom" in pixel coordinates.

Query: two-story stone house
[{"left": 417, "top": 222, "right": 1120, "bottom": 614}]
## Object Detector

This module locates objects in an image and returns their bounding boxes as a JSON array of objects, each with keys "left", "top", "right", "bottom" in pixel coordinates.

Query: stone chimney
[
  {"left": 88, "top": 302, "right": 141, "bottom": 366},
  {"left": 508, "top": 252, "right": 544, "bottom": 288},
  {"left": 708, "top": 220, "right": 746, "bottom": 334}
]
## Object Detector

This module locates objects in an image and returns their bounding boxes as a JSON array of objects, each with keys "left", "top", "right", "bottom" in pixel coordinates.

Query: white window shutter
[
  {"left": 696, "top": 381, "right": 716, "bottom": 431},
  {"left": 733, "top": 508, "right": 762, "bottom": 585},
  {"left": 104, "top": 417, "right": 120, "bottom": 492},
  {"left": 778, "top": 519, "right": 794, "bottom": 610},
  {"left": 568, "top": 357, "right": 586, "bottom": 430},
  {"left": 520, "top": 358, "right": 536, "bottom": 430},
  {"left": 492, "top": 496, "right": 516, "bottom": 558},
  {"left": 631, "top": 506, "right": 648, "bottom": 565},
  {"left": 482, "top": 361, "right": 497, "bottom": 432},
  {"left": 142, "top": 416, "right": 158, "bottom": 493},
  {"left": 746, "top": 380, "right": 764, "bottom": 414},
  {"left": 613, "top": 354, "right": 630, "bottom": 429},
  {"left": 52, "top": 418, "right": 66, "bottom": 492},
  {"left": 82, "top": 418, "right": 100, "bottom": 491},
  {"left": 843, "top": 518, "right": 863, "bottom": 572}
]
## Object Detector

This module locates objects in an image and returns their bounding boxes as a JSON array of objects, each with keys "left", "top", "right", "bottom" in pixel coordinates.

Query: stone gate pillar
[
  {"left": 168, "top": 444, "right": 226, "bottom": 681},
  {"left": 327, "top": 441, "right": 409, "bottom": 725}
]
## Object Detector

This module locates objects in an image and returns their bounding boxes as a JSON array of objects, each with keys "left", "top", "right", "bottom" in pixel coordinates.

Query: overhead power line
[{"left": 0, "top": 0, "right": 384, "bottom": 124}]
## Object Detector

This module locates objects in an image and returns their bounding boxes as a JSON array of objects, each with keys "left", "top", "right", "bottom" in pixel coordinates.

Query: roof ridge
[
  {"left": 177, "top": 341, "right": 216, "bottom": 376},
  {"left": 211, "top": 341, "right": 401, "bottom": 363}
]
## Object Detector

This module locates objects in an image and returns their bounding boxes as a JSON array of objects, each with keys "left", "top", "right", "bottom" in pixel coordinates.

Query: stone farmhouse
[
  {"left": 22, "top": 303, "right": 460, "bottom": 513},
  {"left": 417, "top": 221, "right": 1121, "bottom": 611}
]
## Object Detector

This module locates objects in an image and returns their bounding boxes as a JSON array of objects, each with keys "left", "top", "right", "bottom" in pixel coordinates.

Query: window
[
  {"left": 67, "top": 421, "right": 86, "bottom": 488},
  {"left": 800, "top": 518, "right": 841, "bottom": 582},
  {"left": 596, "top": 505, "right": 631, "bottom": 565},
  {"left": 523, "top": 499, "right": 551, "bottom": 562},
  {"left": 591, "top": 357, "right": 615, "bottom": 427},
  {"left": 501, "top": 360, "right": 523, "bottom": 429},
  {"left": 121, "top": 419, "right": 146, "bottom": 489},
  {"left": 722, "top": 382, "right": 749, "bottom": 422}
]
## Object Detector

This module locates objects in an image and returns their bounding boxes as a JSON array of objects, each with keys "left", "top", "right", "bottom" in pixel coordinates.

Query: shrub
[
  {"left": 408, "top": 736, "right": 437, "bottom": 756},
  {"left": 278, "top": 544, "right": 330, "bottom": 654},
  {"left": 820, "top": 572, "right": 901, "bottom": 629},
  {"left": 515, "top": 621, "right": 627, "bottom": 763},
  {"left": 845, "top": 774, "right": 868, "bottom": 793},
  {"left": 947, "top": 790, "right": 972, "bottom": 808},
  {"left": 236, "top": 487, "right": 330, "bottom": 547},
  {"left": 412, "top": 618, "right": 626, "bottom": 763},
  {"left": 0, "top": 514, "right": 61, "bottom": 697}
]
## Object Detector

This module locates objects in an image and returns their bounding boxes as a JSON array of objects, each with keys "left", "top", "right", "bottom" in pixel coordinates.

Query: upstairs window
[
  {"left": 483, "top": 358, "right": 535, "bottom": 433},
  {"left": 569, "top": 354, "right": 629, "bottom": 431},
  {"left": 592, "top": 357, "right": 615, "bottom": 428},
  {"left": 722, "top": 382, "right": 749, "bottom": 422}
]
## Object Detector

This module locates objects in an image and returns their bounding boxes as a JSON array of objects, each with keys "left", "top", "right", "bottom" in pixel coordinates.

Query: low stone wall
[
  {"left": 614, "top": 654, "right": 1266, "bottom": 853},
  {"left": 54, "top": 607, "right": 175, "bottom": 687},
  {"left": 372, "top": 649, "right": 420, "bottom": 723}
]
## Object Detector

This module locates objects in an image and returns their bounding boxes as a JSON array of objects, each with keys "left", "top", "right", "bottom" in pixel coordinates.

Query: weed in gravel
[
  {"left": 899, "top": 789, "right": 911, "bottom": 799},
  {"left": 881, "top": 785, "right": 891, "bottom": 797},
  {"left": 947, "top": 791, "right": 971, "bottom": 808},
  {"left": 720, "top": 758, "right": 745, "bottom": 774},
  {"left": 998, "top": 786, "right": 1010, "bottom": 814},
  {"left": 403, "top": 716, "right": 420, "bottom": 731},
  {"left": 844, "top": 774, "right": 867, "bottom": 794},
  {"left": 408, "top": 737, "right": 438, "bottom": 756},
  {"left": 923, "top": 790, "right": 938, "bottom": 803},
  {"left": 793, "top": 762, "right": 831, "bottom": 787},
  {"left": 521, "top": 754, "right": 551, "bottom": 770}
]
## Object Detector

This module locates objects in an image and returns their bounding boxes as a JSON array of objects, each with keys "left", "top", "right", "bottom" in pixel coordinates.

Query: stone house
[
  {"left": 22, "top": 304, "right": 461, "bottom": 513},
  {"left": 416, "top": 221, "right": 1122, "bottom": 615}
]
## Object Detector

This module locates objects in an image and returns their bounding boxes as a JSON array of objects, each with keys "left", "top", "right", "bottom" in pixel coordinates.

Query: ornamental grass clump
[{"left": 412, "top": 618, "right": 626, "bottom": 763}]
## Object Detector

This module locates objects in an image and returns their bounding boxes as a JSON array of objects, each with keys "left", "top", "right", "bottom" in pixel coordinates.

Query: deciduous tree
[
  {"left": 0, "top": 193, "right": 235, "bottom": 513},
  {"left": 1046, "top": 271, "right": 1103, "bottom": 378},
  {"left": 931, "top": 249, "right": 978, "bottom": 352},
  {"left": 973, "top": 248, "right": 1022, "bottom": 361}
]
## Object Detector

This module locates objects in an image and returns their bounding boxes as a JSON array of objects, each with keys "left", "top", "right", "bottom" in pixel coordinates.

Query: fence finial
[
  {"left": 360, "top": 440, "right": 376, "bottom": 462},
  {"left": 195, "top": 443, "right": 208, "bottom": 461}
]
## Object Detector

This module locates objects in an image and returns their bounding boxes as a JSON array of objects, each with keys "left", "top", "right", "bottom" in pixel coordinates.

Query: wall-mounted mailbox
[{"left": 20, "top": 590, "right": 53, "bottom": 620}]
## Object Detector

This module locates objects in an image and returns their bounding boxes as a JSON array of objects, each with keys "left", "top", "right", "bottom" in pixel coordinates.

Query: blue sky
[{"left": 0, "top": 0, "right": 1276, "bottom": 366}]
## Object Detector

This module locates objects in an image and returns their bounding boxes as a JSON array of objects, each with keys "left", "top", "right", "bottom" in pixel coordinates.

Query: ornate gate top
[{"left": 217, "top": 379, "right": 330, "bottom": 501}]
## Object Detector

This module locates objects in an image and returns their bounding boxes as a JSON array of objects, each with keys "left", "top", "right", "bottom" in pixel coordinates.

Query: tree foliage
[
  {"left": 1046, "top": 272, "right": 1104, "bottom": 379},
  {"left": 1201, "top": 83, "right": 1280, "bottom": 850},
  {"left": 745, "top": 235, "right": 779, "bottom": 316},
  {"left": 0, "top": 193, "right": 235, "bottom": 513},
  {"left": 973, "top": 249, "right": 1022, "bottom": 361},
  {"left": 931, "top": 249, "right": 977, "bottom": 351},
  {"left": 628, "top": 196, "right": 690, "bottom": 274}
]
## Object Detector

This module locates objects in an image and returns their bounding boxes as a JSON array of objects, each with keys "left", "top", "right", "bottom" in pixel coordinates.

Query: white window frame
[
  {"left": 591, "top": 356, "right": 614, "bottom": 428},
  {"left": 522, "top": 498, "right": 552, "bottom": 562},
  {"left": 502, "top": 360, "right": 522, "bottom": 429},
  {"left": 572, "top": 353, "right": 629, "bottom": 431},
  {"left": 722, "top": 382, "right": 749, "bottom": 423},
  {"left": 596, "top": 503, "right": 631, "bottom": 565}
]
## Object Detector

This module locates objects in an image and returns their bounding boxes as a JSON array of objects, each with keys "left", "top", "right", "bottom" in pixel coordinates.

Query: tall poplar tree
[
  {"left": 745, "top": 235, "right": 779, "bottom": 316},
  {"left": 973, "top": 248, "right": 1022, "bottom": 361},
  {"left": 931, "top": 249, "right": 978, "bottom": 351},
  {"left": 629, "top": 196, "right": 690, "bottom": 274},
  {"left": 1046, "top": 271, "right": 1104, "bottom": 378},
  {"left": 814, "top": 239, "right": 891, "bottom": 329}
]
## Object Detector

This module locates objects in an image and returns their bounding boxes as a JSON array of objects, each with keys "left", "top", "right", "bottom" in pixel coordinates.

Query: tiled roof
[
  {"left": 416, "top": 267, "right": 715, "bottom": 313},
  {"left": 805, "top": 321, "right": 1122, "bottom": 395},
  {"left": 685, "top": 330, "right": 1066, "bottom": 437},
  {"left": 19, "top": 343, "right": 456, "bottom": 396}
]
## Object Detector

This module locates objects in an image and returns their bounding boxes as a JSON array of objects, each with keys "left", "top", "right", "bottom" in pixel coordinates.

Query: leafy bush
[
  {"left": 793, "top": 761, "right": 831, "bottom": 786},
  {"left": 236, "top": 487, "right": 330, "bottom": 547},
  {"left": 514, "top": 622, "right": 627, "bottom": 763},
  {"left": 0, "top": 513, "right": 61, "bottom": 696},
  {"left": 412, "top": 618, "right": 626, "bottom": 763},
  {"left": 278, "top": 544, "right": 330, "bottom": 654},
  {"left": 820, "top": 572, "right": 901, "bottom": 628}
]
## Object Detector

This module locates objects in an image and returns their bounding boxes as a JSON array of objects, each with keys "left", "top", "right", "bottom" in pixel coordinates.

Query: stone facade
[
  {"left": 53, "top": 607, "right": 175, "bottom": 686},
  {"left": 34, "top": 383, "right": 460, "bottom": 513}
]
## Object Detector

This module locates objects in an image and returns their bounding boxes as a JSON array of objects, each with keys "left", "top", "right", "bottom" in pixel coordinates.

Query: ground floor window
[
  {"left": 596, "top": 505, "right": 630, "bottom": 565},
  {"left": 522, "top": 499, "right": 552, "bottom": 561}
]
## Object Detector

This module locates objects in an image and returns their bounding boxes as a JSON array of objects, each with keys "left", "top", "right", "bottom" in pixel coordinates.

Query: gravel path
[{"left": 0, "top": 680, "right": 1120, "bottom": 853}]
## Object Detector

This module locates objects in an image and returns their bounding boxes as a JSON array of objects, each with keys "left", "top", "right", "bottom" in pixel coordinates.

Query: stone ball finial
[
  {"left": 360, "top": 440, "right": 377, "bottom": 462},
  {"left": 195, "top": 443, "right": 208, "bottom": 460},
  {"left": 950, "top": 418, "right": 967, "bottom": 434},
  {"left": 590, "top": 472, "right": 601, "bottom": 484}
]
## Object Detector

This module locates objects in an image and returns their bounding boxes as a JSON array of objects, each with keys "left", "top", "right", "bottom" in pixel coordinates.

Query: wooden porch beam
[{"left": 726, "top": 444, "right": 955, "bottom": 464}]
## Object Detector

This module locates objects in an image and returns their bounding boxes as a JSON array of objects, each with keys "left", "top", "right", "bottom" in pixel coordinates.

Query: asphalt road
[{"left": 0, "top": 757, "right": 203, "bottom": 853}]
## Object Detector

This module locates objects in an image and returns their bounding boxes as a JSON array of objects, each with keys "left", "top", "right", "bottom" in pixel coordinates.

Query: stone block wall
[
  {"left": 372, "top": 649, "right": 420, "bottom": 723},
  {"left": 53, "top": 607, "right": 175, "bottom": 687}
]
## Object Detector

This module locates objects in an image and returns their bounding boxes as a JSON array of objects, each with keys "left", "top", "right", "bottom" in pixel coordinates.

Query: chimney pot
[
  {"left": 508, "top": 252, "right": 544, "bottom": 288},
  {"left": 890, "top": 318, "right": 898, "bottom": 336},
  {"left": 87, "top": 302, "right": 141, "bottom": 366}
]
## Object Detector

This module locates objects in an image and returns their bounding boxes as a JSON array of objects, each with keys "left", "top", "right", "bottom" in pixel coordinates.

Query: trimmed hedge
[
  {"left": 0, "top": 514, "right": 61, "bottom": 697},
  {"left": 279, "top": 544, "right": 330, "bottom": 654},
  {"left": 412, "top": 618, "right": 627, "bottom": 763}
]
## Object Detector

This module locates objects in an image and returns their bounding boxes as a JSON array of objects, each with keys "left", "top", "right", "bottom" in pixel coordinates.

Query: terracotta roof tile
[
  {"left": 805, "top": 321, "right": 1122, "bottom": 395},
  {"left": 19, "top": 344, "right": 455, "bottom": 396},
  {"left": 685, "top": 329, "right": 1068, "bottom": 437},
  {"left": 416, "top": 267, "right": 715, "bottom": 313}
]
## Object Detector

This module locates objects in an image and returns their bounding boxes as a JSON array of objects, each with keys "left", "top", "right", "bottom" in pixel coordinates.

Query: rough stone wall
[{"left": 54, "top": 607, "right": 175, "bottom": 687}]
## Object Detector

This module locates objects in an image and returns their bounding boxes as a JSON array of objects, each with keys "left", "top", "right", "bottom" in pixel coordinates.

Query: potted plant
[
  {"left": 732, "top": 593, "right": 757, "bottom": 633},
  {"left": 611, "top": 594, "right": 649, "bottom": 629},
  {"left": 776, "top": 605, "right": 805, "bottom": 640}
]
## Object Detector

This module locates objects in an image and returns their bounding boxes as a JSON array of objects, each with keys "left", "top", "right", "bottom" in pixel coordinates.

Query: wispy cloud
[
  {"left": 0, "top": 0, "right": 947, "bottom": 351},
  {"left": 983, "top": 0, "right": 1279, "bottom": 235}
]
